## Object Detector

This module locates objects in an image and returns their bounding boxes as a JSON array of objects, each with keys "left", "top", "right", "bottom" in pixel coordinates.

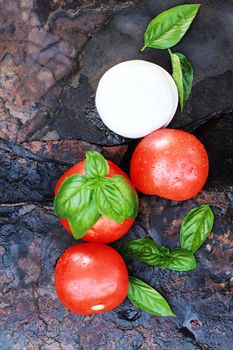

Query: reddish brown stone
[
  {"left": 0, "top": 98, "right": 20, "bottom": 140},
  {"left": 22, "top": 139, "right": 128, "bottom": 164},
  {"left": 0, "top": 0, "right": 111, "bottom": 136}
]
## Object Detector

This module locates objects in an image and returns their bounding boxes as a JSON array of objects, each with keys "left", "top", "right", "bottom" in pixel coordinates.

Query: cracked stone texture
[
  {"left": 0, "top": 0, "right": 232, "bottom": 144},
  {"left": 0, "top": 0, "right": 233, "bottom": 349},
  {"left": 0, "top": 112, "right": 233, "bottom": 349}
]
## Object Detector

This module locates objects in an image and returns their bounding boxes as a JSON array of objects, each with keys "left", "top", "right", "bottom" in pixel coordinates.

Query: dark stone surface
[
  {"left": 0, "top": 114, "right": 232, "bottom": 349},
  {"left": 195, "top": 113, "right": 233, "bottom": 190},
  {"left": 0, "top": 138, "right": 127, "bottom": 203},
  {"left": 0, "top": 0, "right": 233, "bottom": 349},
  {"left": 0, "top": 0, "right": 232, "bottom": 144},
  {"left": 35, "top": 0, "right": 53, "bottom": 25}
]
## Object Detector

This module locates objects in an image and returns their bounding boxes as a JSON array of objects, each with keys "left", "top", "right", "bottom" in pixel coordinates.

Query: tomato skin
[
  {"left": 60, "top": 216, "right": 134, "bottom": 243},
  {"left": 130, "top": 129, "right": 209, "bottom": 201},
  {"left": 54, "top": 243, "right": 129, "bottom": 315},
  {"left": 55, "top": 160, "right": 135, "bottom": 243}
]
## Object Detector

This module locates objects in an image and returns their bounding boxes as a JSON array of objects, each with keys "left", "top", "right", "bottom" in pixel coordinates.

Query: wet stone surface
[{"left": 0, "top": 0, "right": 233, "bottom": 349}]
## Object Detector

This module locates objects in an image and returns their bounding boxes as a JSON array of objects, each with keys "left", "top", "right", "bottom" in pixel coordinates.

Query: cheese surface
[{"left": 95, "top": 60, "right": 178, "bottom": 138}]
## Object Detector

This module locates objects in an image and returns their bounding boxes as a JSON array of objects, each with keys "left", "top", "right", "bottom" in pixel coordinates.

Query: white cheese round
[{"left": 95, "top": 60, "right": 178, "bottom": 138}]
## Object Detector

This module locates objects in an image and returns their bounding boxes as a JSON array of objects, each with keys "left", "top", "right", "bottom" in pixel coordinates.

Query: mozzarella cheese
[{"left": 95, "top": 60, "right": 178, "bottom": 138}]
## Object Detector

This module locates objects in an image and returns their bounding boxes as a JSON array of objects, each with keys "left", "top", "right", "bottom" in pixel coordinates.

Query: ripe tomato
[
  {"left": 130, "top": 129, "right": 209, "bottom": 201},
  {"left": 54, "top": 243, "right": 129, "bottom": 315},
  {"left": 55, "top": 160, "right": 135, "bottom": 243}
]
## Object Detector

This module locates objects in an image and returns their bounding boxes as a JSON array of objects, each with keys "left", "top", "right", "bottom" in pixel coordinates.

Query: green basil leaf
[
  {"left": 85, "top": 150, "right": 109, "bottom": 178},
  {"left": 142, "top": 4, "right": 201, "bottom": 51},
  {"left": 68, "top": 196, "right": 100, "bottom": 239},
  {"left": 112, "top": 175, "right": 138, "bottom": 218},
  {"left": 54, "top": 174, "right": 88, "bottom": 217},
  {"left": 168, "top": 248, "right": 196, "bottom": 271},
  {"left": 121, "top": 238, "right": 170, "bottom": 267},
  {"left": 180, "top": 205, "right": 214, "bottom": 253},
  {"left": 96, "top": 183, "right": 125, "bottom": 223},
  {"left": 128, "top": 276, "right": 175, "bottom": 317},
  {"left": 169, "top": 50, "right": 193, "bottom": 111}
]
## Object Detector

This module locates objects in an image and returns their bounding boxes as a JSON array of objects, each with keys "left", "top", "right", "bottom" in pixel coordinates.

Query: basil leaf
[
  {"left": 180, "top": 205, "right": 214, "bottom": 253},
  {"left": 68, "top": 197, "right": 100, "bottom": 239},
  {"left": 54, "top": 174, "right": 88, "bottom": 217},
  {"left": 128, "top": 276, "right": 175, "bottom": 317},
  {"left": 121, "top": 239, "right": 195, "bottom": 271},
  {"left": 169, "top": 50, "right": 193, "bottom": 111},
  {"left": 112, "top": 175, "right": 138, "bottom": 218},
  {"left": 168, "top": 248, "right": 196, "bottom": 271},
  {"left": 142, "top": 4, "right": 200, "bottom": 51},
  {"left": 121, "top": 238, "right": 170, "bottom": 268},
  {"left": 85, "top": 150, "right": 109, "bottom": 178},
  {"left": 96, "top": 183, "right": 125, "bottom": 223}
]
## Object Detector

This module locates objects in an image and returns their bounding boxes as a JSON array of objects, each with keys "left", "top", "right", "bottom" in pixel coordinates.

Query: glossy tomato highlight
[
  {"left": 54, "top": 243, "right": 129, "bottom": 315},
  {"left": 130, "top": 129, "right": 209, "bottom": 201},
  {"left": 55, "top": 160, "right": 135, "bottom": 243}
]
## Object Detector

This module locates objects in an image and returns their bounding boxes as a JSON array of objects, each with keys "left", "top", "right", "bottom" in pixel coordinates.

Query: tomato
[
  {"left": 54, "top": 243, "right": 129, "bottom": 315},
  {"left": 130, "top": 129, "right": 209, "bottom": 201},
  {"left": 55, "top": 160, "right": 135, "bottom": 243}
]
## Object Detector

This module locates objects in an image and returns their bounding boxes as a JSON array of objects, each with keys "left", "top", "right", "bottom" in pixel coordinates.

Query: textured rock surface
[
  {"left": 0, "top": 0, "right": 233, "bottom": 349},
  {"left": 0, "top": 0, "right": 232, "bottom": 144},
  {"left": 0, "top": 113, "right": 233, "bottom": 350}
]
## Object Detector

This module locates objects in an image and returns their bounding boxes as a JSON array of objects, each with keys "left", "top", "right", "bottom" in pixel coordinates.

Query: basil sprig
[
  {"left": 126, "top": 205, "right": 214, "bottom": 316},
  {"left": 54, "top": 150, "right": 138, "bottom": 239},
  {"left": 180, "top": 205, "right": 214, "bottom": 253},
  {"left": 121, "top": 238, "right": 196, "bottom": 271},
  {"left": 122, "top": 238, "right": 170, "bottom": 267},
  {"left": 141, "top": 4, "right": 200, "bottom": 51},
  {"left": 128, "top": 276, "right": 175, "bottom": 317},
  {"left": 122, "top": 205, "right": 213, "bottom": 273},
  {"left": 141, "top": 4, "right": 200, "bottom": 111},
  {"left": 169, "top": 50, "right": 193, "bottom": 112}
]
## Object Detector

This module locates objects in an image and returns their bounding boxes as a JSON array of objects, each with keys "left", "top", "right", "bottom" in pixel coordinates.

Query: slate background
[{"left": 0, "top": 0, "right": 232, "bottom": 349}]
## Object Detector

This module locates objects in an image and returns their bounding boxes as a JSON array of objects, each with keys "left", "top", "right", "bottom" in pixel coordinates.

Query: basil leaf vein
[
  {"left": 112, "top": 175, "right": 138, "bottom": 219},
  {"left": 128, "top": 276, "right": 175, "bottom": 317},
  {"left": 121, "top": 238, "right": 170, "bottom": 267},
  {"left": 68, "top": 195, "right": 100, "bottom": 239},
  {"left": 96, "top": 183, "right": 125, "bottom": 223},
  {"left": 85, "top": 150, "right": 109, "bottom": 178},
  {"left": 142, "top": 4, "right": 201, "bottom": 51},
  {"left": 169, "top": 50, "right": 193, "bottom": 111},
  {"left": 54, "top": 174, "right": 88, "bottom": 217},
  {"left": 168, "top": 248, "right": 196, "bottom": 271},
  {"left": 121, "top": 238, "right": 196, "bottom": 271},
  {"left": 180, "top": 205, "right": 214, "bottom": 253}
]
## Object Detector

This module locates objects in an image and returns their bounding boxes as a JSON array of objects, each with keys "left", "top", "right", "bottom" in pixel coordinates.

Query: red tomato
[
  {"left": 54, "top": 243, "right": 129, "bottom": 315},
  {"left": 55, "top": 160, "right": 135, "bottom": 243},
  {"left": 130, "top": 129, "right": 209, "bottom": 201}
]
